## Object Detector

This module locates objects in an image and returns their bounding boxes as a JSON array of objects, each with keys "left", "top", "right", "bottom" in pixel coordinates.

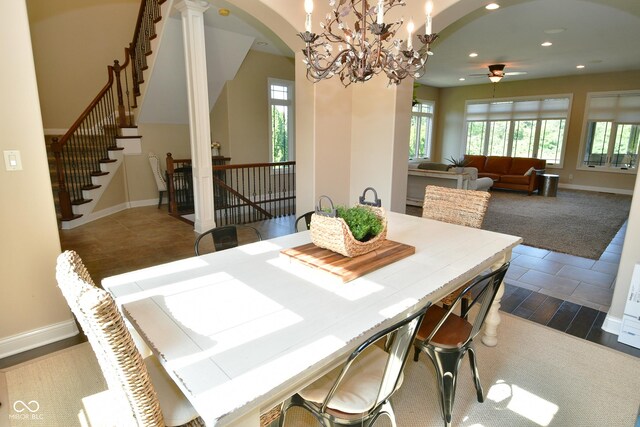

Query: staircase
[{"left": 50, "top": 0, "right": 168, "bottom": 229}]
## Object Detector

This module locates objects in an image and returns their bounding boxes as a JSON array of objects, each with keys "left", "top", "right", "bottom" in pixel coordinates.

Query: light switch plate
[{"left": 4, "top": 150, "right": 23, "bottom": 171}]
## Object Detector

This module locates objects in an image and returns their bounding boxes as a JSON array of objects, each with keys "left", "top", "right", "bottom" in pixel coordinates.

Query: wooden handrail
[
  {"left": 212, "top": 176, "right": 273, "bottom": 218},
  {"left": 213, "top": 161, "right": 296, "bottom": 170},
  {"left": 53, "top": 67, "right": 115, "bottom": 148},
  {"left": 53, "top": 0, "right": 165, "bottom": 221},
  {"left": 165, "top": 153, "right": 296, "bottom": 225}
]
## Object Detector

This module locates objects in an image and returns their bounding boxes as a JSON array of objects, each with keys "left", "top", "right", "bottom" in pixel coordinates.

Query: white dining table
[{"left": 102, "top": 211, "right": 521, "bottom": 427}]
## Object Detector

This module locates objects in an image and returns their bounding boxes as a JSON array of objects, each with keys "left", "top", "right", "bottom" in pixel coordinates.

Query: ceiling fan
[{"left": 469, "top": 64, "right": 528, "bottom": 82}]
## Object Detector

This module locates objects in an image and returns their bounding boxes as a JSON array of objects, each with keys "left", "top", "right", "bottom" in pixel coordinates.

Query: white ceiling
[
  {"left": 138, "top": 18, "right": 254, "bottom": 124},
  {"left": 203, "top": 0, "right": 293, "bottom": 57},
  {"left": 419, "top": 0, "right": 640, "bottom": 87}
]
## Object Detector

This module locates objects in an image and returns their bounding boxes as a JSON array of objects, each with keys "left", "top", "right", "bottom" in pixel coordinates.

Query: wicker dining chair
[
  {"left": 57, "top": 250, "right": 283, "bottom": 427},
  {"left": 277, "top": 304, "right": 430, "bottom": 427},
  {"left": 418, "top": 186, "right": 492, "bottom": 358},
  {"left": 413, "top": 263, "right": 509, "bottom": 427},
  {"left": 421, "top": 185, "right": 491, "bottom": 229},
  {"left": 148, "top": 152, "right": 167, "bottom": 209},
  {"left": 56, "top": 250, "right": 203, "bottom": 426}
]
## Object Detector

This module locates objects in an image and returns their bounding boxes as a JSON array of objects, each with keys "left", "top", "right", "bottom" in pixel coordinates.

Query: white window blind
[
  {"left": 586, "top": 93, "right": 640, "bottom": 123},
  {"left": 466, "top": 97, "right": 570, "bottom": 121}
]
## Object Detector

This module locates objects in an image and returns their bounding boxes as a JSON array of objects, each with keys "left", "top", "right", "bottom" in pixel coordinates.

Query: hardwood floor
[{"left": 502, "top": 283, "right": 640, "bottom": 358}]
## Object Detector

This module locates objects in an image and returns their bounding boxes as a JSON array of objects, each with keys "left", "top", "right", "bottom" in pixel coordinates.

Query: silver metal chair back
[
  {"left": 414, "top": 262, "right": 509, "bottom": 427},
  {"left": 278, "top": 304, "right": 430, "bottom": 427},
  {"left": 194, "top": 224, "right": 262, "bottom": 255}
]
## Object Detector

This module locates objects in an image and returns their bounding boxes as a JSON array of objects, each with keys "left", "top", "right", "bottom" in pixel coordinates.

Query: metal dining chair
[
  {"left": 294, "top": 211, "right": 314, "bottom": 232},
  {"left": 194, "top": 224, "right": 262, "bottom": 255},
  {"left": 413, "top": 262, "right": 510, "bottom": 427},
  {"left": 277, "top": 303, "right": 430, "bottom": 427}
]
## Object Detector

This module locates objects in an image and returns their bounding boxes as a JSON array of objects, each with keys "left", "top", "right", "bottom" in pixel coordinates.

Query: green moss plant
[{"left": 336, "top": 205, "right": 383, "bottom": 242}]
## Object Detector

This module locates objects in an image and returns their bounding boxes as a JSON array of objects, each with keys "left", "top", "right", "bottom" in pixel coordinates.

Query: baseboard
[
  {"left": 601, "top": 314, "right": 622, "bottom": 335},
  {"left": 60, "top": 202, "right": 130, "bottom": 229},
  {"left": 0, "top": 320, "right": 79, "bottom": 359},
  {"left": 558, "top": 183, "right": 634, "bottom": 196},
  {"left": 129, "top": 198, "right": 164, "bottom": 208},
  {"left": 60, "top": 199, "right": 166, "bottom": 229}
]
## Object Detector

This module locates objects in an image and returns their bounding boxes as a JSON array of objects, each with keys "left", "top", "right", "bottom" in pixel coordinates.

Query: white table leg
[{"left": 481, "top": 252, "right": 510, "bottom": 347}]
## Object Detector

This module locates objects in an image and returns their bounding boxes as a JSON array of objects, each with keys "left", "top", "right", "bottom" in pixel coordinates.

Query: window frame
[
  {"left": 409, "top": 99, "right": 435, "bottom": 161},
  {"left": 267, "top": 78, "right": 295, "bottom": 163},
  {"left": 463, "top": 94, "right": 572, "bottom": 168},
  {"left": 577, "top": 90, "right": 640, "bottom": 175}
]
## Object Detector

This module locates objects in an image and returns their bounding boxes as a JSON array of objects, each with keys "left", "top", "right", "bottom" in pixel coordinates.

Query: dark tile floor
[{"left": 501, "top": 283, "right": 640, "bottom": 358}]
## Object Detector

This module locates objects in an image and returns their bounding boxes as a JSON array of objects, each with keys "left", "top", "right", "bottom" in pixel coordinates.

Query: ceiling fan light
[{"left": 489, "top": 75, "right": 503, "bottom": 83}]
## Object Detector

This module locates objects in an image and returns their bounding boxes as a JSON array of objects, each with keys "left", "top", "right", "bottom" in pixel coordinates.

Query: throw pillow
[
  {"left": 524, "top": 166, "right": 535, "bottom": 176},
  {"left": 418, "top": 162, "right": 449, "bottom": 172}
]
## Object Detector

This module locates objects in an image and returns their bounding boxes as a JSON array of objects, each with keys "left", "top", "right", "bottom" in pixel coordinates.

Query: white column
[{"left": 175, "top": 0, "right": 215, "bottom": 233}]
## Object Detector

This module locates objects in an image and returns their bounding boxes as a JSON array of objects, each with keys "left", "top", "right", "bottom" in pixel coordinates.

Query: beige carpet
[
  {"left": 408, "top": 189, "right": 632, "bottom": 260},
  {"left": 2, "top": 314, "right": 639, "bottom": 426},
  {"left": 482, "top": 189, "right": 631, "bottom": 260}
]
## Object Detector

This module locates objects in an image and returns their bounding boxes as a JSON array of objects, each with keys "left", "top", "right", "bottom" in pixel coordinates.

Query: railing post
[
  {"left": 51, "top": 138, "right": 80, "bottom": 221},
  {"left": 166, "top": 153, "right": 177, "bottom": 214},
  {"left": 129, "top": 42, "right": 141, "bottom": 98},
  {"left": 113, "top": 60, "right": 127, "bottom": 127}
]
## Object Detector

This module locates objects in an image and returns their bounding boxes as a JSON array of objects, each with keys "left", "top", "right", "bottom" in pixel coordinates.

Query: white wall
[{"left": 0, "top": 0, "right": 77, "bottom": 358}]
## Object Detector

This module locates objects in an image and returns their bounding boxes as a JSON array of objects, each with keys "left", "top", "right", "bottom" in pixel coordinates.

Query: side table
[{"left": 540, "top": 173, "right": 559, "bottom": 197}]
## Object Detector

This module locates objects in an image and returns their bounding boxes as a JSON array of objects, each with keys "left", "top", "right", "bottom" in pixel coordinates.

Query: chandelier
[{"left": 298, "top": 0, "right": 439, "bottom": 87}]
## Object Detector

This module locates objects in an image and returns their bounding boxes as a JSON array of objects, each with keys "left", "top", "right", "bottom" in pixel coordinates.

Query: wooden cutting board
[{"left": 280, "top": 240, "right": 415, "bottom": 283}]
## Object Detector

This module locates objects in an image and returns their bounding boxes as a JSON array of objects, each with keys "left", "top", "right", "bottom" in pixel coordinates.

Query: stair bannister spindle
[
  {"left": 51, "top": 138, "right": 79, "bottom": 220},
  {"left": 113, "top": 60, "right": 127, "bottom": 128}
]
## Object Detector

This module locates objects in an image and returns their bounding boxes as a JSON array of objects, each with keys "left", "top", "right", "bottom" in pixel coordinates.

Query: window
[
  {"left": 580, "top": 91, "right": 640, "bottom": 172},
  {"left": 464, "top": 96, "right": 571, "bottom": 166},
  {"left": 409, "top": 101, "right": 434, "bottom": 160},
  {"left": 268, "top": 79, "right": 294, "bottom": 163}
]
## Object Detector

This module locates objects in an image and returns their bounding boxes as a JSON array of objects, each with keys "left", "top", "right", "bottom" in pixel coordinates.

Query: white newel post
[{"left": 175, "top": 0, "right": 215, "bottom": 233}]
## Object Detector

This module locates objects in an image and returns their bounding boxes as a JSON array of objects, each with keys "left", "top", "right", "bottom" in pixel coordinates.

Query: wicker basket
[{"left": 310, "top": 188, "right": 387, "bottom": 258}]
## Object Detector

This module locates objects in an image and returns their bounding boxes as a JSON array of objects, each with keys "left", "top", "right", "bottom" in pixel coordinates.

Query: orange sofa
[{"left": 464, "top": 155, "right": 546, "bottom": 195}]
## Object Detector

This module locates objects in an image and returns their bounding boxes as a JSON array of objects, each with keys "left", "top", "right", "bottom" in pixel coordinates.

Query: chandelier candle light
[{"left": 299, "top": 0, "right": 439, "bottom": 86}]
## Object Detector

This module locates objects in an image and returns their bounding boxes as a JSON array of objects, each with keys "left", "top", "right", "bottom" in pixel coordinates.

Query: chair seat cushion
[
  {"left": 298, "top": 345, "right": 398, "bottom": 414},
  {"left": 416, "top": 305, "right": 472, "bottom": 349},
  {"left": 145, "top": 355, "right": 201, "bottom": 426}
]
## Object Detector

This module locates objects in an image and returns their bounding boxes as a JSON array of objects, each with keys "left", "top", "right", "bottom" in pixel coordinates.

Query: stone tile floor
[{"left": 506, "top": 222, "right": 626, "bottom": 312}]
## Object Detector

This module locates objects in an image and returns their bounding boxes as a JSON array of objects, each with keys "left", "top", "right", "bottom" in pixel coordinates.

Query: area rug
[
  {"left": 408, "top": 189, "right": 632, "bottom": 260},
  {"left": 481, "top": 189, "right": 631, "bottom": 259},
  {"left": 2, "top": 314, "right": 639, "bottom": 426}
]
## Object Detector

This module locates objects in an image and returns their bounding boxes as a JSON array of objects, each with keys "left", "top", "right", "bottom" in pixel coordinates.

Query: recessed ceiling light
[
  {"left": 541, "top": 41, "right": 553, "bottom": 47},
  {"left": 469, "top": 52, "right": 478, "bottom": 58},
  {"left": 459, "top": 77, "right": 466, "bottom": 81},
  {"left": 218, "top": 8, "right": 230, "bottom": 16},
  {"left": 576, "top": 65, "right": 585, "bottom": 69},
  {"left": 544, "top": 28, "right": 566, "bottom": 34},
  {"left": 485, "top": 3, "right": 500, "bottom": 10}
]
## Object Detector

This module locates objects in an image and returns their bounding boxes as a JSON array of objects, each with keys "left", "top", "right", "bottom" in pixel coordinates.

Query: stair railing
[
  {"left": 166, "top": 153, "right": 296, "bottom": 226},
  {"left": 51, "top": 0, "right": 165, "bottom": 221}
]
